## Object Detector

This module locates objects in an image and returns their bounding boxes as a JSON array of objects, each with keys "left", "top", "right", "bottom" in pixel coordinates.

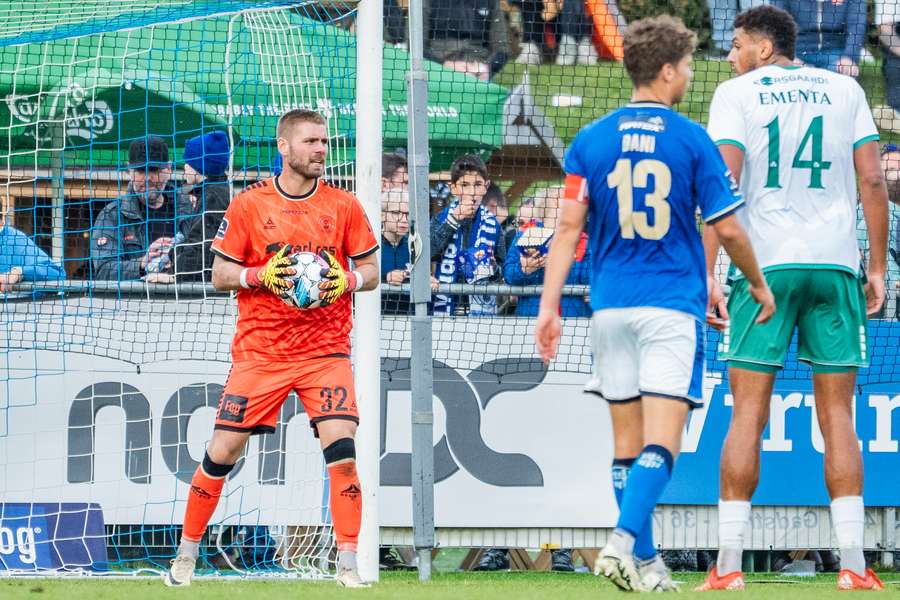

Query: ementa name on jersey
[{"left": 758, "top": 89, "right": 832, "bottom": 106}]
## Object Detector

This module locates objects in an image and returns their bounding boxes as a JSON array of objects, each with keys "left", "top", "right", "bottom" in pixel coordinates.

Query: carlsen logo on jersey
[{"left": 293, "top": 242, "right": 337, "bottom": 256}]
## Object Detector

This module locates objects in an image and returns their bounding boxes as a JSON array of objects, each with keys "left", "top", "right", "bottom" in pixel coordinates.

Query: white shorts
[{"left": 584, "top": 307, "right": 704, "bottom": 408}]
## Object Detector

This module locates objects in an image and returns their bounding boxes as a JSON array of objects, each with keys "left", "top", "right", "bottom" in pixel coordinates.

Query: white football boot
[
  {"left": 163, "top": 554, "right": 196, "bottom": 587},
  {"left": 595, "top": 541, "right": 644, "bottom": 592},
  {"left": 639, "top": 555, "right": 680, "bottom": 592}
]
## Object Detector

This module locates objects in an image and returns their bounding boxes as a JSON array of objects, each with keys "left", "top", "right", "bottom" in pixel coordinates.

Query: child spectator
[{"left": 430, "top": 154, "right": 505, "bottom": 315}]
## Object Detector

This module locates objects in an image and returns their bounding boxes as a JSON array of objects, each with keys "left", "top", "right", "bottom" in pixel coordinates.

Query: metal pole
[
  {"left": 406, "top": 0, "right": 434, "bottom": 582},
  {"left": 354, "top": 0, "right": 383, "bottom": 583},
  {"left": 50, "top": 124, "right": 65, "bottom": 262},
  {"left": 883, "top": 507, "right": 896, "bottom": 570}
]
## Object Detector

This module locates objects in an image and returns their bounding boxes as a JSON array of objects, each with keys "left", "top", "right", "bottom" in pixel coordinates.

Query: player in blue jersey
[{"left": 535, "top": 15, "right": 775, "bottom": 592}]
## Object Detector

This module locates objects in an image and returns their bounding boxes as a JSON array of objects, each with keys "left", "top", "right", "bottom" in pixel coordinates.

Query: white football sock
[
  {"left": 830, "top": 496, "right": 865, "bottom": 576},
  {"left": 178, "top": 538, "right": 199, "bottom": 559},
  {"left": 610, "top": 528, "right": 636, "bottom": 557},
  {"left": 716, "top": 500, "right": 750, "bottom": 574},
  {"left": 338, "top": 550, "right": 358, "bottom": 571}
]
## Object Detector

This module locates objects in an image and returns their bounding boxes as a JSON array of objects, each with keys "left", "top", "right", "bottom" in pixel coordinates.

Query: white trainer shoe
[
  {"left": 336, "top": 565, "right": 371, "bottom": 588},
  {"left": 163, "top": 554, "right": 196, "bottom": 587},
  {"left": 594, "top": 541, "right": 644, "bottom": 592},
  {"left": 336, "top": 551, "right": 371, "bottom": 588},
  {"left": 640, "top": 555, "right": 680, "bottom": 592}
]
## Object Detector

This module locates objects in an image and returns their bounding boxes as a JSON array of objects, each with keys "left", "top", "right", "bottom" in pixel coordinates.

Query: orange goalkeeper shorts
[{"left": 215, "top": 356, "right": 359, "bottom": 436}]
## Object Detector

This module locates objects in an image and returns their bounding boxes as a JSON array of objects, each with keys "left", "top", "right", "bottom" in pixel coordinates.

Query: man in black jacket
[
  {"left": 92, "top": 136, "right": 195, "bottom": 281},
  {"left": 172, "top": 130, "right": 232, "bottom": 283},
  {"left": 426, "top": 0, "right": 510, "bottom": 79}
]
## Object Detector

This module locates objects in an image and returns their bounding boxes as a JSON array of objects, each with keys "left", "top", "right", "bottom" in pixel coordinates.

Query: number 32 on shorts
[{"left": 320, "top": 386, "right": 351, "bottom": 412}]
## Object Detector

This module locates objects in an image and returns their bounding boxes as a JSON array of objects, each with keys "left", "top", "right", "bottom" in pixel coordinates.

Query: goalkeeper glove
[
  {"left": 318, "top": 249, "right": 363, "bottom": 306},
  {"left": 241, "top": 244, "right": 297, "bottom": 296}
]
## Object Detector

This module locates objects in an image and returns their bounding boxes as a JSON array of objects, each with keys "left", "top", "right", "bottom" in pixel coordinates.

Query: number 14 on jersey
[{"left": 764, "top": 115, "right": 831, "bottom": 189}]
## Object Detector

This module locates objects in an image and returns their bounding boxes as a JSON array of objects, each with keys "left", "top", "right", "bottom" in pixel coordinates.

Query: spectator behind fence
[
  {"left": 384, "top": 0, "right": 407, "bottom": 46},
  {"left": 880, "top": 144, "right": 900, "bottom": 288},
  {"left": 515, "top": 0, "right": 601, "bottom": 65},
  {"left": 555, "top": 0, "right": 598, "bottom": 66},
  {"left": 874, "top": 0, "right": 900, "bottom": 132},
  {"left": 503, "top": 186, "right": 591, "bottom": 316},
  {"left": 772, "top": 0, "right": 865, "bottom": 77},
  {"left": 381, "top": 189, "right": 440, "bottom": 317},
  {"left": 482, "top": 182, "right": 516, "bottom": 247},
  {"left": 92, "top": 136, "right": 195, "bottom": 281},
  {"left": 431, "top": 154, "right": 506, "bottom": 315},
  {"left": 705, "top": 0, "right": 765, "bottom": 56},
  {"left": 382, "top": 187, "right": 413, "bottom": 315},
  {"left": 382, "top": 152, "right": 409, "bottom": 192},
  {"left": 426, "top": 0, "right": 510, "bottom": 80},
  {"left": 0, "top": 211, "right": 65, "bottom": 292},
  {"left": 170, "top": 130, "right": 232, "bottom": 284}
]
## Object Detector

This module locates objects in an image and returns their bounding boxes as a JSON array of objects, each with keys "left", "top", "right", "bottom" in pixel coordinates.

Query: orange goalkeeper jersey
[{"left": 211, "top": 177, "right": 378, "bottom": 363}]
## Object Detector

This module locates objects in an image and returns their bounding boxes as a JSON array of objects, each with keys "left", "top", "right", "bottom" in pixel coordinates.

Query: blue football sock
[
  {"left": 616, "top": 445, "right": 673, "bottom": 544},
  {"left": 611, "top": 457, "right": 657, "bottom": 560},
  {"left": 611, "top": 457, "right": 633, "bottom": 507}
]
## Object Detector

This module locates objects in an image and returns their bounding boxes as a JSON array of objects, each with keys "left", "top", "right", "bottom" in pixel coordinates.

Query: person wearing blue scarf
[
  {"left": 429, "top": 155, "right": 505, "bottom": 315},
  {"left": 0, "top": 215, "right": 65, "bottom": 292}
]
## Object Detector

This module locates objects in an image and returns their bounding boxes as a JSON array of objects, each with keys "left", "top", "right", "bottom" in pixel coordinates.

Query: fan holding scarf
[{"left": 429, "top": 154, "right": 506, "bottom": 315}]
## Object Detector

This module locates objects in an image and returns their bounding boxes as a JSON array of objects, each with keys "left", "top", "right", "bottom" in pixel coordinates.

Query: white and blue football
[{"left": 282, "top": 251, "right": 328, "bottom": 309}]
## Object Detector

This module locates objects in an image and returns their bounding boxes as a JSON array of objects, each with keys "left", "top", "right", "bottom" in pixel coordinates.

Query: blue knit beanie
[{"left": 183, "top": 130, "right": 230, "bottom": 176}]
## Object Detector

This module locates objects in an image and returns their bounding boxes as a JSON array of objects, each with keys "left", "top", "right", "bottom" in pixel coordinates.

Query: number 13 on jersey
[{"left": 607, "top": 158, "right": 672, "bottom": 240}]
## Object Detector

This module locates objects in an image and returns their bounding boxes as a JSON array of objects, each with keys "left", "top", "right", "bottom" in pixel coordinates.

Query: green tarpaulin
[{"left": 0, "top": 10, "right": 508, "bottom": 173}]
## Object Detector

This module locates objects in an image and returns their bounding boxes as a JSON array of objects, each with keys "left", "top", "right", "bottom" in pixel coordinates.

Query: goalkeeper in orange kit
[{"left": 164, "top": 109, "right": 379, "bottom": 588}]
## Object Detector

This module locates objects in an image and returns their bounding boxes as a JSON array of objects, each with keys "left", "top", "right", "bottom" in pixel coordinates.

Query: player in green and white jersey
[{"left": 698, "top": 6, "right": 889, "bottom": 593}]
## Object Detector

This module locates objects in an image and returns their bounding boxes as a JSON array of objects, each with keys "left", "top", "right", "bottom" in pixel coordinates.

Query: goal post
[{"left": 352, "top": 0, "right": 383, "bottom": 583}]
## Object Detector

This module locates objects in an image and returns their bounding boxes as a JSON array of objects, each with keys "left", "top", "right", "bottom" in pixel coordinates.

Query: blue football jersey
[{"left": 564, "top": 102, "right": 743, "bottom": 320}]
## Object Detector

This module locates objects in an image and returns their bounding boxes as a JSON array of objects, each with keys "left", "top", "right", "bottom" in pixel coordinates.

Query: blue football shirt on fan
[{"left": 564, "top": 102, "right": 743, "bottom": 321}]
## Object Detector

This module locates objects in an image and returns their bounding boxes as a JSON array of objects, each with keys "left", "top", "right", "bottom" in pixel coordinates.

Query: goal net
[
  {"left": 376, "top": 0, "right": 900, "bottom": 555},
  {"left": 0, "top": 0, "right": 369, "bottom": 577}
]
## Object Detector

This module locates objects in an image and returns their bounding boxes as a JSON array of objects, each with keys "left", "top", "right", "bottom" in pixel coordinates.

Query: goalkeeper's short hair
[{"left": 277, "top": 109, "right": 326, "bottom": 139}]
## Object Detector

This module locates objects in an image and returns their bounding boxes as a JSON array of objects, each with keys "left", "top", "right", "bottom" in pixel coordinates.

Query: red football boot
[
  {"left": 837, "top": 568, "right": 884, "bottom": 591},
  {"left": 695, "top": 567, "right": 745, "bottom": 591}
]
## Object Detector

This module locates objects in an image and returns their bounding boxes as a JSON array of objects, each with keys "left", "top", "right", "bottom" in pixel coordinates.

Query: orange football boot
[
  {"left": 695, "top": 567, "right": 745, "bottom": 591},
  {"left": 837, "top": 568, "right": 884, "bottom": 591}
]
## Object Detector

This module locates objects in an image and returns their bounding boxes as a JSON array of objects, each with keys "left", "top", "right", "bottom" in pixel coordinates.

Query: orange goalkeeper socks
[
  {"left": 182, "top": 454, "right": 234, "bottom": 543},
  {"left": 324, "top": 438, "right": 362, "bottom": 552}
]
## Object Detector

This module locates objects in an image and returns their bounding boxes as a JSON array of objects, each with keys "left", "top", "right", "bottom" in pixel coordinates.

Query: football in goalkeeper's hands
[{"left": 281, "top": 251, "right": 328, "bottom": 309}]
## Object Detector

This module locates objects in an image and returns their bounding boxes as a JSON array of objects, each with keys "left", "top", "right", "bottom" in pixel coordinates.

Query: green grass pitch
[{"left": 2, "top": 571, "right": 898, "bottom": 599}]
